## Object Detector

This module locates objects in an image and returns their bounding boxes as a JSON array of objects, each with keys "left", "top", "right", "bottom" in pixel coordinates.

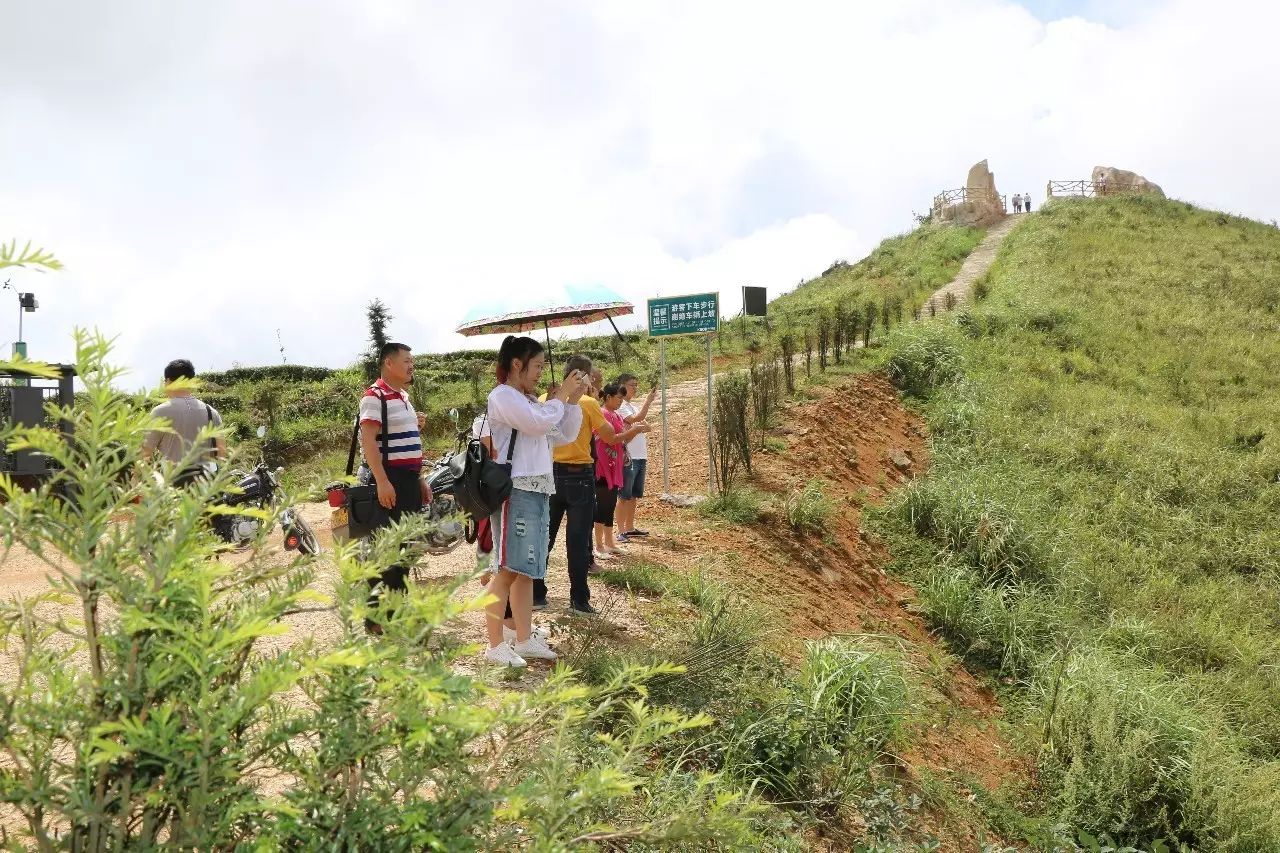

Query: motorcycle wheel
[{"left": 294, "top": 516, "right": 322, "bottom": 556}]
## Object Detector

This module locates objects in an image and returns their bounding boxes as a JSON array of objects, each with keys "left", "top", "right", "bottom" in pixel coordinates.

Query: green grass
[
  {"left": 595, "top": 559, "right": 672, "bottom": 598},
  {"left": 698, "top": 486, "right": 767, "bottom": 525},
  {"left": 869, "top": 195, "right": 1280, "bottom": 849},
  {"left": 782, "top": 478, "right": 834, "bottom": 533},
  {"left": 772, "top": 224, "right": 984, "bottom": 321}
]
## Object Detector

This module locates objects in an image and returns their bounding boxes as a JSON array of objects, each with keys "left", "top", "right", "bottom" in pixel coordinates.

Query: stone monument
[
  {"left": 934, "top": 159, "right": 1006, "bottom": 227},
  {"left": 1092, "top": 166, "right": 1164, "bottom": 198}
]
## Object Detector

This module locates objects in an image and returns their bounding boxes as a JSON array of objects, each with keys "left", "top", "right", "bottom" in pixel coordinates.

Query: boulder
[
  {"left": 935, "top": 159, "right": 1007, "bottom": 227},
  {"left": 1091, "top": 166, "right": 1164, "bottom": 198}
]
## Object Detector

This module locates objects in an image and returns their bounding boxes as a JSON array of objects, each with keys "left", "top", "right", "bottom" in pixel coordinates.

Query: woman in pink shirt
[{"left": 594, "top": 382, "right": 628, "bottom": 558}]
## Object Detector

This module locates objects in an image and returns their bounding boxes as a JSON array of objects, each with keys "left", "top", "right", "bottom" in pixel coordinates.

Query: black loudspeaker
[{"left": 742, "top": 286, "right": 767, "bottom": 317}]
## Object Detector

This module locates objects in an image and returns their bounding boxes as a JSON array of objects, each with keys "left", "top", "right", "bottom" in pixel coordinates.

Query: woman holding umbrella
[{"left": 482, "top": 335, "right": 586, "bottom": 667}]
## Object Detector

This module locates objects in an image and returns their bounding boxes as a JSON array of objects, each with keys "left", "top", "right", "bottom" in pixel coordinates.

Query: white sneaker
[
  {"left": 484, "top": 643, "right": 527, "bottom": 668},
  {"left": 513, "top": 636, "right": 558, "bottom": 661},
  {"left": 504, "top": 625, "right": 550, "bottom": 643}
]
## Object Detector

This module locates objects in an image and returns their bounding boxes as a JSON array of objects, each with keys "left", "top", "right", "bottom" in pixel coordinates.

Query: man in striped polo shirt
[{"left": 360, "top": 341, "right": 431, "bottom": 632}]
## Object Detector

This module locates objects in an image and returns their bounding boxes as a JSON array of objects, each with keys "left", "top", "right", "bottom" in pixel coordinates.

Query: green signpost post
[{"left": 647, "top": 292, "right": 719, "bottom": 499}]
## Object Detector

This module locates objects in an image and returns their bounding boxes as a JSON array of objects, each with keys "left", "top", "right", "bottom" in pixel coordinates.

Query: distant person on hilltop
[
  {"left": 1024, "top": 193, "right": 1033, "bottom": 213},
  {"left": 1097, "top": 174, "right": 1108, "bottom": 196},
  {"left": 1015, "top": 194, "right": 1024, "bottom": 214}
]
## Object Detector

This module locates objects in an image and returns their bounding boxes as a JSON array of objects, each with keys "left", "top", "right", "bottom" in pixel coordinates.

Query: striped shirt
[{"left": 359, "top": 378, "right": 423, "bottom": 471}]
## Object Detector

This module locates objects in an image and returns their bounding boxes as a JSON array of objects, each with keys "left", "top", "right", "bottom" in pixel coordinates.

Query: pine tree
[{"left": 364, "top": 299, "right": 393, "bottom": 380}]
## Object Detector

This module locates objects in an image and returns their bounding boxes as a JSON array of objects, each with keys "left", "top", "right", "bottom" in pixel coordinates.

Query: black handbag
[
  {"left": 340, "top": 393, "right": 389, "bottom": 541},
  {"left": 452, "top": 414, "right": 516, "bottom": 521}
]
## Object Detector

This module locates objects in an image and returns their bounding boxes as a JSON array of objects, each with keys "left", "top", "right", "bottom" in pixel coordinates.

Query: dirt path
[
  {"left": 657, "top": 218, "right": 1020, "bottom": 423},
  {"left": 922, "top": 214, "right": 1019, "bottom": 313},
  {"left": 0, "top": 498, "right": 646, "bottom": 691}
]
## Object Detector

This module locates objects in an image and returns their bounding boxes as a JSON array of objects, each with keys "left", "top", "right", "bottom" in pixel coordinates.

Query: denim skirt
[{"left": 490, "top": 487, "right": 550, "bottom": 580}]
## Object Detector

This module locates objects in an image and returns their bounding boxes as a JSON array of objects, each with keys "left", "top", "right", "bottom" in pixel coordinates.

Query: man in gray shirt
[{"left": 141, "top": 359, "right": 227, "bottom": 475}]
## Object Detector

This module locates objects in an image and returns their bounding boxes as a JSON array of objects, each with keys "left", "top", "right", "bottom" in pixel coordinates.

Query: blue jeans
[{"left": 546, "top": 465, "right": 595, "bottom": 608}]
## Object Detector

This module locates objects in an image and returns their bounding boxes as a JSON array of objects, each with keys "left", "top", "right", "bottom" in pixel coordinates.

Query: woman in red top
[{"left": 593, "top": 382, "right": 629, "bottom": 559}]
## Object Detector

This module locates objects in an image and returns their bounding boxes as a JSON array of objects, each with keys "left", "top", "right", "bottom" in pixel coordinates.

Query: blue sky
[{"left": 2, "top": 0, "right": 1277, "bottom": 382}]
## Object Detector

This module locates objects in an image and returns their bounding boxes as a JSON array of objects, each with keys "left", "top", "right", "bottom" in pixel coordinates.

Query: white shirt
[
  {"left": 618, "top": 399, "right": 648, "bottom": 460},
  {"left": 485, "top": 384, "right": 583, "bottom": 480}
]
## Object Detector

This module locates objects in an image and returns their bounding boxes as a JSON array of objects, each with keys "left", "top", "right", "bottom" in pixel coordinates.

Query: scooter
[
  {"left": 212, "top": 426, "right": 321, "bottom": 555},
  {"left": 346, "top": 409, "right": 473, "bottom": 559},
  {"left": 419, "top": 408, "right": 476, "bottom": 556}
]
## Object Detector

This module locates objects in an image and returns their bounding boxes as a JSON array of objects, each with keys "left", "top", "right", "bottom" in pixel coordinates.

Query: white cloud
[{"left": 1, "top": 0, "right": 1276, "bottom": 384}]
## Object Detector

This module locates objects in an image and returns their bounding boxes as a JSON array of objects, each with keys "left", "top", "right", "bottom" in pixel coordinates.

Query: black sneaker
[
  {"left": 532, "top": 599, "right": 549, "bottom": 611},
  {"left": 570, "top": 602, "right": 599, "bottom": 616}
]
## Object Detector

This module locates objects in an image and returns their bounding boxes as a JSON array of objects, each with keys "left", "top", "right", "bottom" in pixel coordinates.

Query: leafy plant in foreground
[{"left": 0, "top": 333, "right": 767, "bottom": 850}]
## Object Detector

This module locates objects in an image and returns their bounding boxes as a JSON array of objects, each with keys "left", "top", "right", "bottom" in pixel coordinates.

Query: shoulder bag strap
[
  {"left": 347, "top": 389, "right": 393, "bottom": 477},
  {"left": 345, "top": 418, "right": 360, "bottom": 476},
  {"left": 380, "top": 393, "right": 390, "bottom": 461},
  {"left": 205, "top": 404, "right": 217, "bottom": 453}
]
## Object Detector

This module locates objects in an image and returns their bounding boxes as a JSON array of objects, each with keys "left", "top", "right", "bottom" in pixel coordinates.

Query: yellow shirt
[{"left": 550, "top": 395, "right": 607, "bottom": 465}]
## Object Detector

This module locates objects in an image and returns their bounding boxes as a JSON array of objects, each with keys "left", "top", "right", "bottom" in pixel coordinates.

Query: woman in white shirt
[{"left": 483, "top": 336, "right": 585, "bottom": 667}]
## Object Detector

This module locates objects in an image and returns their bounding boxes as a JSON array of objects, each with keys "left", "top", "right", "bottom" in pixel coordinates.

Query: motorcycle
[
  {"left": 419, "top": 408, "right": 476, "bottom": 556},
  {"left": 212, "top": 426, "right": 321, "bottom": 555},
  {"left": 348, "top": 409, "right": 474, "bottom": 559}
]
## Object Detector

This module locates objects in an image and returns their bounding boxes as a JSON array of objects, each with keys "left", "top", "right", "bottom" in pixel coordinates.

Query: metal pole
[
  {"left": 706, "top": 333, "right": 714, "bottom": 496},
  {"left": 660, "top": 338, "right": 670, "bottom": 496},
  {"left": 543, "top": 320, "right": 554, "bottom": 380}
]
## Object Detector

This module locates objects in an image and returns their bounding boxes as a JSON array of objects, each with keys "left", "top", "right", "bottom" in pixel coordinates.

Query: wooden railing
[
  {"left": 932, "top": 186, "right": 1002, "bottom": 209},
  {"left": 1047, "top": 179, "right": 1149, "bottom": 199},
  {"left": 1046, "top": 180, "right": 1096, "bottom": 198}
]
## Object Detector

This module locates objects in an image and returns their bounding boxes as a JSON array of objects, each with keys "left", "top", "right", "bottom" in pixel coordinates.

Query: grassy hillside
[
  {"left": 872, "top": 196, "right": 1280, "bottom": 849},
  {"left": 205, "top": 223, "right": 986, "bottom": 479},
  {"left": 772, "top": 224, "right": 983, "bottom": 318}
]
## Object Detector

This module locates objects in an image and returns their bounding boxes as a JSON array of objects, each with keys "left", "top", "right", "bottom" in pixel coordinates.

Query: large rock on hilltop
[
  {"left": 935, "top": 159, "right": 1007, "bottom": 227},
  {"left": 1092, "top": 166, "right": 1164, "bottom": 198}
]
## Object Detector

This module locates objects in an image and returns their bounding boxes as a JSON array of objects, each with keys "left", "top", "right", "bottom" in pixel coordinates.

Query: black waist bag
[
  {"left": 342, "top": 394, "right": 389, "bottom": 540},
  {"left": 453, "top": 424, "right": 517, "bottom": 521}
]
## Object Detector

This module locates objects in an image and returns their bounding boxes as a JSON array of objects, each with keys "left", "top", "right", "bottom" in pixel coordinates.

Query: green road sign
[{"left": 647, "top": 292, "right": 719, "bottom": 337}]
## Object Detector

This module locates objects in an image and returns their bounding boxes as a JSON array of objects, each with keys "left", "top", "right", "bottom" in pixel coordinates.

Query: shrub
[
  {"left": 750, "top": 357, "right": 783, "bottom": 446},
  {"left": 883, "top": 323, "right": 965, "bottom": 398},
  {"left": 972, "top": 272, "right": 991, "bottom": 300},
  {"left": 200, "top": 363, "right": 336, "bottom": 385},
  {"left": 711, "top": 372, "right": 753, "bottom": 489},
  {"left": 817, "top": 313, "right": 830, "bottom": 370},
  {"left": 1035, "top": 650, "right": 1206, "bottom": 847},
  {"left": 784, "top": 478, "right": 834, "bottom": 533},
  {"left": 779, "top": 332, "right": 796, "bottom": 394},
  {"left": 862, "top": 301, "right": 877, "bottom": 347}
]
